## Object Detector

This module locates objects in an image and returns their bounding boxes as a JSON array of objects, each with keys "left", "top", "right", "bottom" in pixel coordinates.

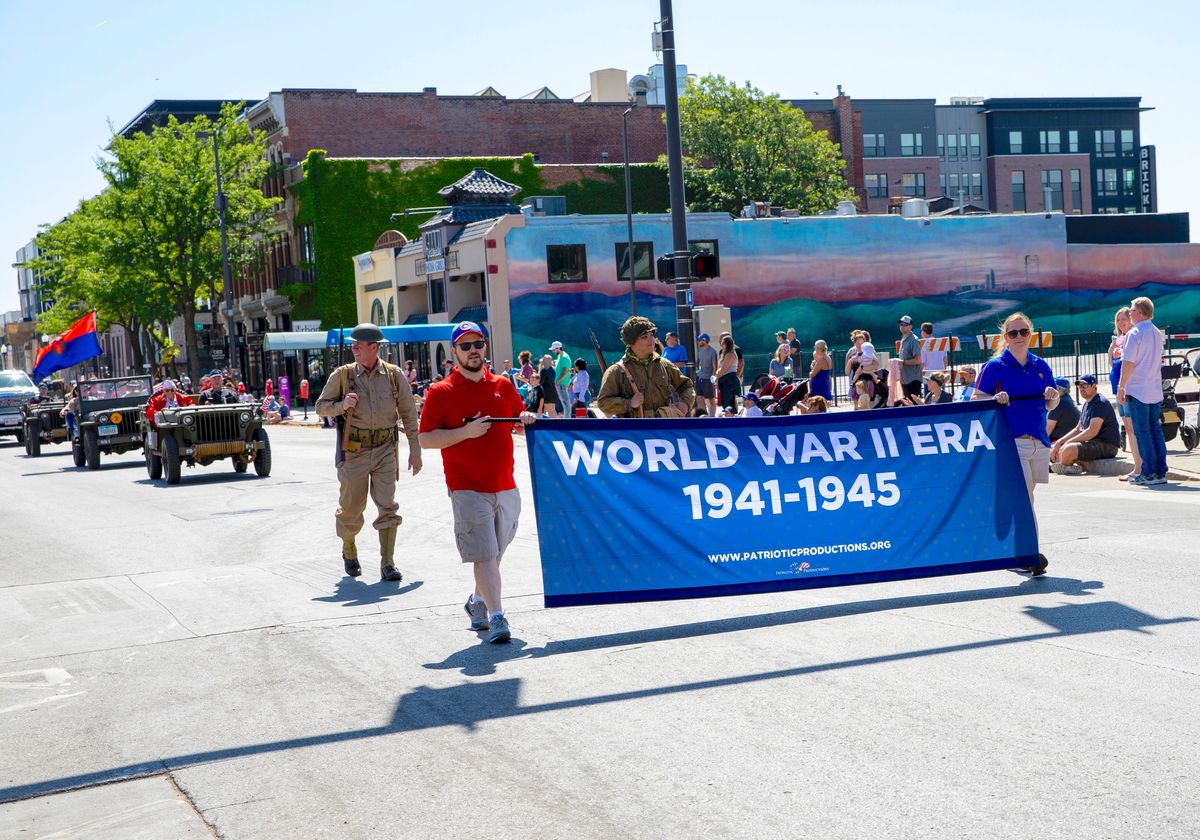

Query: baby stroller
[
  {"left": 763, "top": 376, "right": 811, "bottom": 415},
  {"left": 854, "top": 368, "right": 891, "bottom": 409},
  {"left": 760, "top": 377, "right": 810, "bottom": 416},
  {"left": 1120, "top": 359, "right": 1195, "bottom": 451}
]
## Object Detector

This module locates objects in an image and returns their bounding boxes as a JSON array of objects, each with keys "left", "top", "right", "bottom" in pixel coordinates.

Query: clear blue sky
[{"left": 3, "top": 0, "right": 1197, "bottom": 315}]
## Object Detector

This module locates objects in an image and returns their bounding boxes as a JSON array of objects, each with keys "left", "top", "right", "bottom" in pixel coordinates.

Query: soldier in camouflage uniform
[{"left": 316, "top": 323, "right": 422, "bottom": 581}]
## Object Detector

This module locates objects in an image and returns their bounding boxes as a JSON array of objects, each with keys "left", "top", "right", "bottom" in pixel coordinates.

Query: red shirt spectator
[{"left": 418, "top": 368, "right": 524, "bottom": 493}]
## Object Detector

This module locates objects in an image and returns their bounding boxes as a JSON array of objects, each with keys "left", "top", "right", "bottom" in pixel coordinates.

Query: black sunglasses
[
  {"left": 1006, "top": 328, "right": 1032, "bottom": 338},
  {"left": 456, "top": 340, "right": 486, "bottom": 351}
]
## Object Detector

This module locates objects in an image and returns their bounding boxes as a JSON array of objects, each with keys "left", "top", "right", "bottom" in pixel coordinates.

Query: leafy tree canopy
[
  {"left": 676, "top": 74, "right": 857, "bottom": 216},
  {"left": 29, "top": 101, "right": 278, "bottom": 378}
]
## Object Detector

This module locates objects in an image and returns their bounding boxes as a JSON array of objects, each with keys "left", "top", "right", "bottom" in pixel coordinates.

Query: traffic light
[
  {"left": 690, "top": 251, "right": 718, "bottom": 279},
  {"left": 656, "top": 250, "right": 719, "bottom": 282}
]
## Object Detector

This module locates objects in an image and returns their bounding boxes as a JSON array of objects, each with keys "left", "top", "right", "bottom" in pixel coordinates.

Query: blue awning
[{"left": 325, "top": 324, "right": 457, "bottom": 346}]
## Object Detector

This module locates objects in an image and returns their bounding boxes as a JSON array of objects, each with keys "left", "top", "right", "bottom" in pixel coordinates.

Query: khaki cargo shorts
[{"left": 450, "top": 489, "right": 521, "bottom": 563}]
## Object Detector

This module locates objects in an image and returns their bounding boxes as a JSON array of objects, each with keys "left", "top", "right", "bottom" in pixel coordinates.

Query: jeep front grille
[
  {"left": 196, "top": 411, "right": 241, "bottom": 442},
  {"left": 40, "top": 412, "right": 66, "bottom": 432},
  {"left": 117, "top": 413, "right": 139, "bottom": 436}
]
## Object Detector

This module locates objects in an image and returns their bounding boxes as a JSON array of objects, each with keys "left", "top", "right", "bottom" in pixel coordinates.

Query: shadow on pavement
[
  {"left": 3, "top": 595, "right": 1192, "bottom": 805},
  {"left": 423, "top": 576, "right": 1105, "bottom": 676},
  {"left": 131, "top": 472, "right": 266, "bottom": 488},
  {"left": 312, "top": 578, "right": 424, "bottom": 607}
]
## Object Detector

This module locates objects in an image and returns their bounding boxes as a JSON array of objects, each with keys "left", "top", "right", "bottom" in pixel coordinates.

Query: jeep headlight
[
  {"left": 182, "top": 414, "right": 194, "bottom": 425},
  {"left": 239, "top": 412, "right": 251, "bottom": 424},
  {"left": 99, "top": 414, "right": 110, "bottom": 424}
]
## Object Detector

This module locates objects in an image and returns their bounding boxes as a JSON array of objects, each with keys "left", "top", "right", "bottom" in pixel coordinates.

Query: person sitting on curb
[
  {"left": 1049, "top": 374, "right": 1121, "bottom": 475},
  {"left": 741, "top": 392, "right": 763, "bottom": 416}
]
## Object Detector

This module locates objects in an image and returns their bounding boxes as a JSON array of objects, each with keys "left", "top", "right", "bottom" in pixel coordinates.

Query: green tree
[
  {"left": 31, "top": 190, "right": 174, "bottom": 373},
  {"left": 676, "top": 75, "right": 856, "bottom": 215},
  {"left": 29, "top": 102, "right": 278, "bottom": 380}
]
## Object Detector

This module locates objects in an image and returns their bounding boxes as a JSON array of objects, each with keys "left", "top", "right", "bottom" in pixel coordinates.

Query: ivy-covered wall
[{"left": 290, "top": 152, "right": 670, "bottom": 328}]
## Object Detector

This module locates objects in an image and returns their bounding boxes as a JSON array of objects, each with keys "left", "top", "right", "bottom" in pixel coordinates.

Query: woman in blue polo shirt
[{"left": 973, "top": 312, "right": 1059, "bottom": 576}]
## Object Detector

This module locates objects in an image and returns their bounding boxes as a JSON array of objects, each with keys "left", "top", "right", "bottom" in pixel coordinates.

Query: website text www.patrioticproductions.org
[{"left": 707, "top": 541, "right": 893, "bottom": 563}]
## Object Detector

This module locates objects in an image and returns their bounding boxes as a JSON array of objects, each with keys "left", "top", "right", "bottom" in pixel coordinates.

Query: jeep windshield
[
  {"left": 0, "top": 371, "right": 35, "bottom": 390},
  {"left": 80, "top": 378, "right": 151, "bottom": 401}
]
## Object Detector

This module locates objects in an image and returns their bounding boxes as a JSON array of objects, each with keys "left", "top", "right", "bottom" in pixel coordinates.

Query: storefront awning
[
  {"left": 325, "top": 324, "right": 457, "bottom": 346},
  {"left": 261, "top": 331, "right": 332, "bottom": 351}
]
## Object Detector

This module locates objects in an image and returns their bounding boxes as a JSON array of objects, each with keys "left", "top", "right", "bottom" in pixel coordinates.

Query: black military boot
[
  {"left": 379, "top": 527, "right": 402, "bottom": 581},
  {"left": 342, "top": 538, "right": 361, "bottom": 578}
]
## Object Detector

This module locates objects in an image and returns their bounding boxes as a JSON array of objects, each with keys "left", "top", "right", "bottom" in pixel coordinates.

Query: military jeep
[
  {"left": 71, "top": 376, "right": 153, "bottom": 470},
  {"left": 21, "top": 398, "right": 69, "bottom": 457},
  {"left": 142, "top": 403, "right": 271, "bottom": 485}
]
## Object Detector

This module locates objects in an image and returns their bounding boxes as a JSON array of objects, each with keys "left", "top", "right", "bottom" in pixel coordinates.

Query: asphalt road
[{"left": 1, "top": 424, "right": 1198, "bottom": 839}]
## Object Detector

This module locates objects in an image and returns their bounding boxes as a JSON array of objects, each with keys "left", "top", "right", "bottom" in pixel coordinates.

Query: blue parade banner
[{"left": 525, "top": 401, "right": 1039, "bottom": 607}]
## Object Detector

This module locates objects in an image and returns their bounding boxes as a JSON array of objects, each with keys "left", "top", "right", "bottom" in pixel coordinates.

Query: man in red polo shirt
[{"left": 419, "top": 321, "right": 536, "bottom": 643}]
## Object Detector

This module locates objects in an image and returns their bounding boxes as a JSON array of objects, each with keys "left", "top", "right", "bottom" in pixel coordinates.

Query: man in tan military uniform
[
  {"left": 316, "top": 323, "right": 422, "bottom": 581},
  {"left": 597, "top": 316, "right": 695, "bottom": 418}
]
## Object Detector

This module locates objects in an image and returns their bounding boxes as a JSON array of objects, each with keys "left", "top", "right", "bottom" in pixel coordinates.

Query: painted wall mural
[{"left": 505, "top": 213, "right": 1200, "bottom": 366}]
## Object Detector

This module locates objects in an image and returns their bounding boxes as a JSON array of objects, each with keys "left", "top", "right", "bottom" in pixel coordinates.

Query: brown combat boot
[
  {"left": 342, "top": 538, "right": 361, "bottom": 578},
  {"left": 379, "top": 527, "right": 402, "bottom": 581}
]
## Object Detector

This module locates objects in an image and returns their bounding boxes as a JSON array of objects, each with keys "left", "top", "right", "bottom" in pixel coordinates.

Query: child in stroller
[{"left": 853, "top": 367, "right": 891, "bottom": 409}]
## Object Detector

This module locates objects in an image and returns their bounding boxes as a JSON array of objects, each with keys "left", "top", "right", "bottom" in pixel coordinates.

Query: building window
[
  {"left": 1096, "top": 168, "right": 1119, "bottom": 197},
  {"left": 1041, "top": 169, "right": 1063, "bottom": 211},
  {"left": 1039, "top": 130, "right": 1061, "bottom": 154},
  {"left": 429, "top": 276, "right": 446, "bottom": 313},
  {"left": 900, "top": 133, "right": 923, "bottom": 156},
  {"left": 937, "top": 134, "right": 945, "bottom": 158},
  {"left": 1070, "top": 169, "right": 1082, "bottom": 212},
  {"left": 863, "top": 133, "right": 885, "bottom": 157},
  {"left": 901, "top": 173, "right": 925, "bottom": 197},
  {"left": 1122, "top": 168, "right": 1136, "bottom": 192},
  {"left": 370, "top": 299, "right": 385, "bottom": 325},
  {"left": 480, "top": 273, "right": 488, "bottom": 303},
  {"left": 939, "top": 173, "right": 946, "bottom": 194},
  {"left": 1009, "top": 131, "right": 1023, "bottom": 154},
  {"left": 969, "top": 133, "right": 981, "bottom": 159},
  {"left": 947, "top": 173, "right": 960, "bottom": 196},
  {"left": 547, "top": 244, "right": 588, "bottom": 283},
  {"left": 614, "top": 242, "right": 655, "bottom": 281},
  {"left": 1121, "top": 129, "right": 1135, "bottom": 155},
  {"left": 946, "top": 133, "right": 958, "bottom": 159},
  {"left": 1068, "top": 130, "right": 1079, "bottom": 154},
  {"left": 959, "top": 134, "right": 967, "bottom": 158},
  {"left": 386, "top": 297, "right": 395, "bottom": 326},
  {"left": 1095, "top": 130, "right": 1116, "bottom": 157},
  {"left": 1012, "top": 170, "right": 1026, "bottom": 211},
  {"left": 971, "top": 173, "right": 983, "bottom": 198},
  {"left": 865, "top": 173, "right": 887, "bottom": 198},
  {"left": 297, "top": 223, "right": 316, "bottom": 267}
]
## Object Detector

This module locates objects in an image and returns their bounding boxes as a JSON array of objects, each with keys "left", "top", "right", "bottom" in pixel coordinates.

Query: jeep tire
[
  {"left": 26, "top": 421, "right": 40, "bottom": 457},
  {"left": 253, "top": 428, "right": 271, "bottom": 477},
  {"left": 163, "top": 436, "right": 182, "bottom": 485},
  {"left": 83, "top": 428, "right": 101, "bottom": 470},
  {"left": 72, "top": 437, "right": 86, "bottom": 468},
  {"left": 145, "top": 435, "right": 163, "bottom": 480}
]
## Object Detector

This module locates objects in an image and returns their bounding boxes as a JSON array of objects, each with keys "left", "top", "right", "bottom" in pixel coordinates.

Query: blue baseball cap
[
  {"left": 1054, "top": 377, "right": 1070, "bottom": 390},
  {"left": 697, "top": 333, "right": 711, "bottom": 342},
  {"left": 1075, "top": 374, "right": 1098, "bottom": 386},
  {"left": 451, "top": 321, "right": 488, "bottom": 344},
  {"left": 743, "top": 392, "right": 759, "bottom": 402}
]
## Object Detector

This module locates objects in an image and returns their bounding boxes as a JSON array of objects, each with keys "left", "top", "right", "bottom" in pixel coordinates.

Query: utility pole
[{"left": 658, "top": 0, "right": 694, "bottom": 375}]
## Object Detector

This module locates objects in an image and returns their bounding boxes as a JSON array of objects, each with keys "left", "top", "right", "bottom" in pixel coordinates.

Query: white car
[{"left": 0, "top": 370, "right": 37, "bottom": 443}]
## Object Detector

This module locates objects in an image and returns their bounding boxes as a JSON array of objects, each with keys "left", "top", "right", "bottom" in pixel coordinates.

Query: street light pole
[
  {"left": 659, "top": 0, "right": 694, "bottom": 376},
  {"left": 622, "top": 104, "right": 637, "bottom": 316},
  {"left": 197, "top": 130, "right": 236, "bottom": 373}
]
